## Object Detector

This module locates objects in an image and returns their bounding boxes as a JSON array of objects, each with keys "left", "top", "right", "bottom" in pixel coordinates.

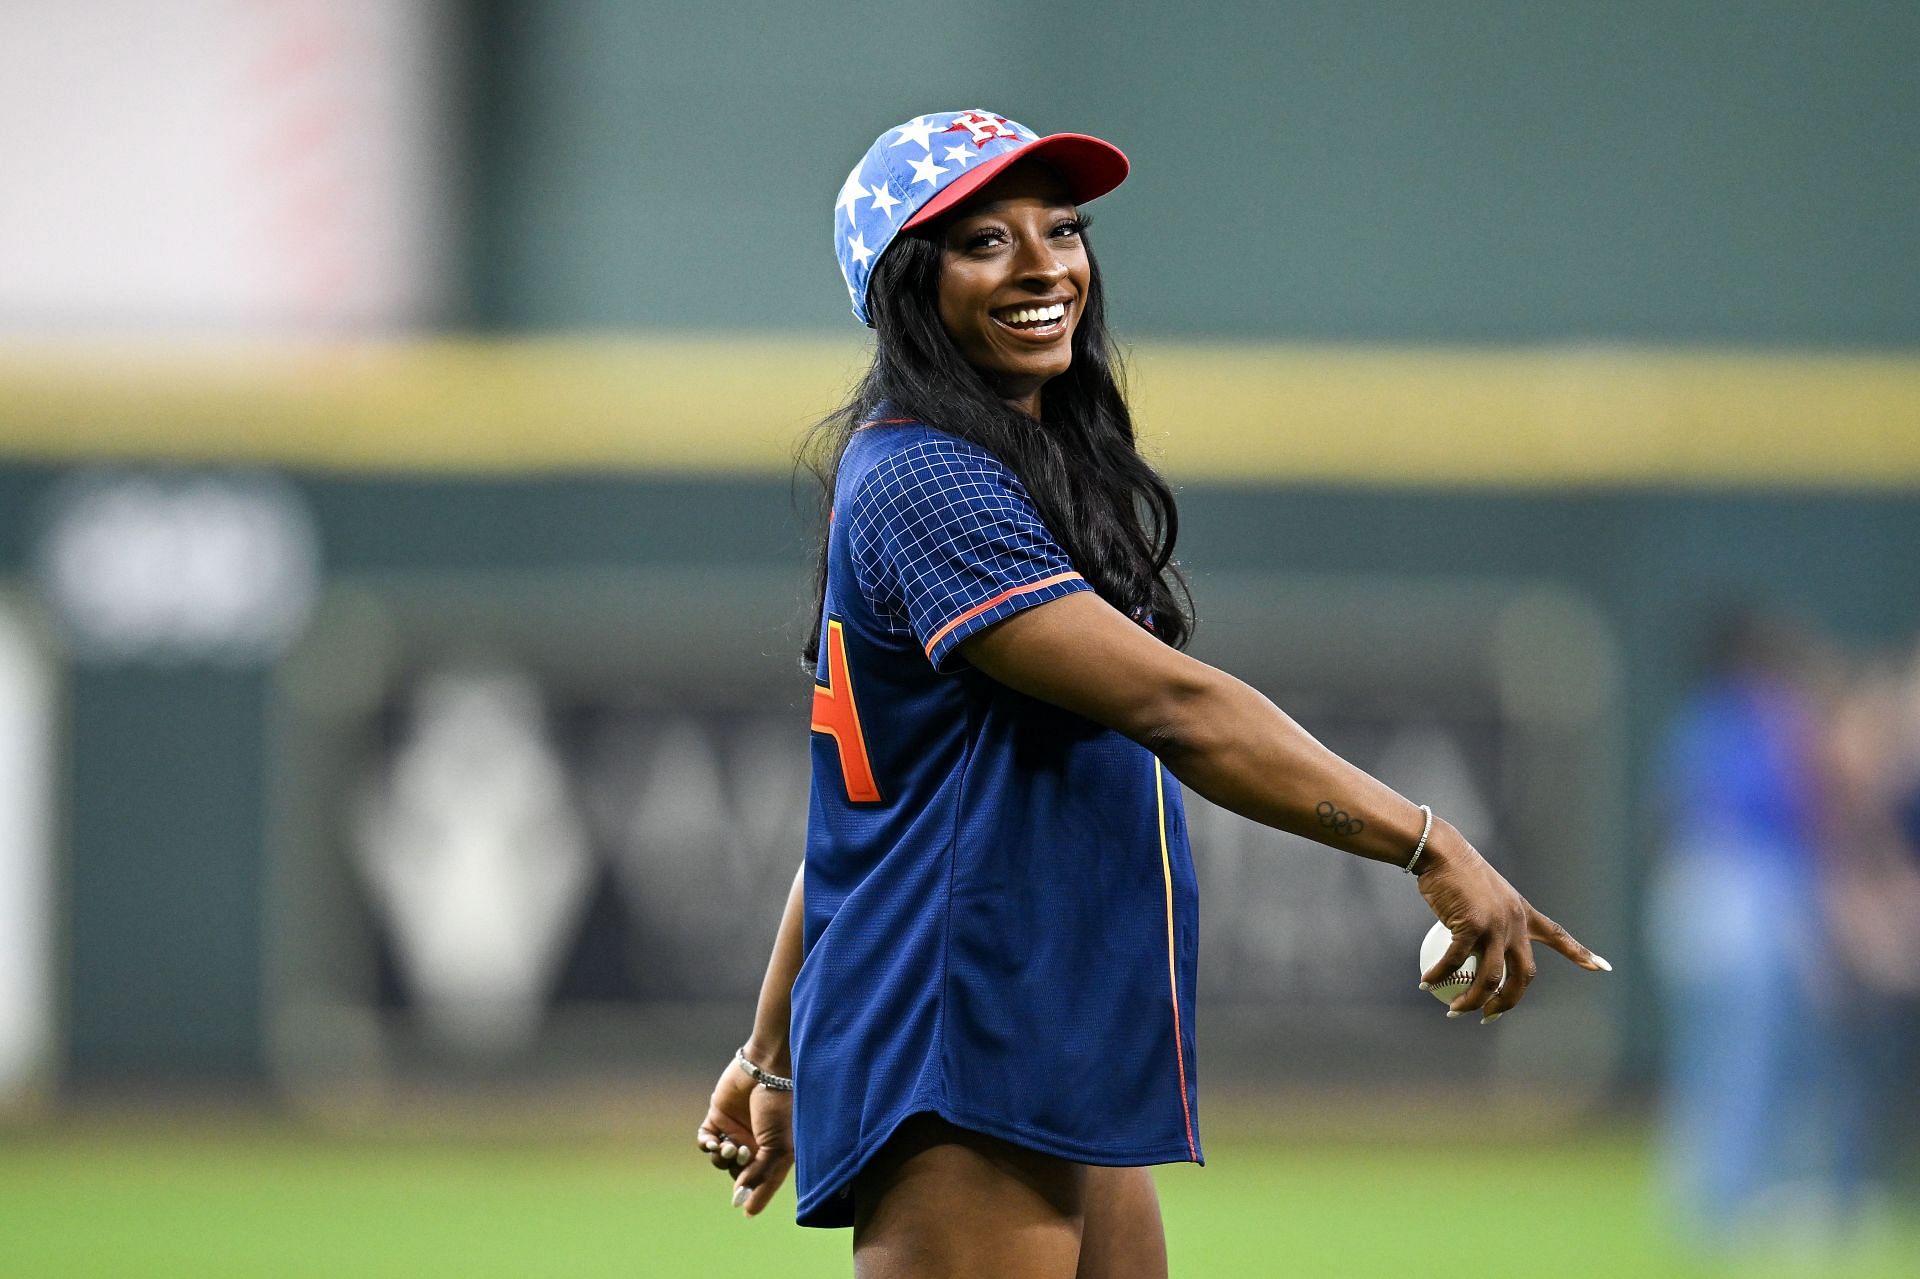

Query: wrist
[
  {"left": 734, "top": 1044, "right": 795, "bottom": 1093},
  {"left": 1411, "top": 819, "right": 1468, "bottom": 878},
  {"left": 742, "top": 1033, "right": 790, "bottom": 1077}
]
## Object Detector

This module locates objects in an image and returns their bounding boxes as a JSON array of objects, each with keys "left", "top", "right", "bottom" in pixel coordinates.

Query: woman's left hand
[{"left": 1414, "top": 821, "right": 1610, "bottom": 1023}]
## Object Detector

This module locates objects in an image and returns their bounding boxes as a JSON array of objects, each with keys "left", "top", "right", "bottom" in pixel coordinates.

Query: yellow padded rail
[{"left": 1, "top": 338, "right": 1916, "bottom": 487}]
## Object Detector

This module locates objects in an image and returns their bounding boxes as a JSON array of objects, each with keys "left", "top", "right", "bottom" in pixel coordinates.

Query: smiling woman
[
  {"left": 696, "top": 110, "right": 1610, "bottom": 1279},
  {"left": 804, "top": 124, "right": 1191, "bottom": 663}
]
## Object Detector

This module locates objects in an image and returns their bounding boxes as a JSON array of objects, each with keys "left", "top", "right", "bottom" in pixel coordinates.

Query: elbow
[
  {"left": 1136, "top": 720, "right": 1183, "bottom": 760},
  {"left": 1126, "top": 665, "right": 1231, "bottom": 764}
]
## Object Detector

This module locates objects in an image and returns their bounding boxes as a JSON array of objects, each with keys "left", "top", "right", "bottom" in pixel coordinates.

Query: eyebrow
[{"left": 952, "top": 200, "right": 1078, "bottom": 224}]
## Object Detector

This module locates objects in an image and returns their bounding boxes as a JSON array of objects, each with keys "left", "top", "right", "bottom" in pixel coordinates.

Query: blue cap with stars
[{"left": 833, "top": 109, "right": 1129, "bottom": 325}]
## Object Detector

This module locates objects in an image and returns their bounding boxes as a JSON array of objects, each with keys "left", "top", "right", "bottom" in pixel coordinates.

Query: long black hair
[{"left": 799, "top": 221, "right": 1192, "bottom": 665}]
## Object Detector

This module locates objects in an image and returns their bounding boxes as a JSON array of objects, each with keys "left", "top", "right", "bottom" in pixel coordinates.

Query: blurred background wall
[
  {"left": 463, "top": 0, "right": 1919, "bottom": 343},
  {"left": 1, "top": 1, "right": 1916, "bottom": 1228}
]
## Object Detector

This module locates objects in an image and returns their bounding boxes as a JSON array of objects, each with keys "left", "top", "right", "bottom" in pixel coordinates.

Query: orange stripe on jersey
[
  {"left": 1154, "top": 759, "right": 1198, "bottom": 1161},
  {"left": 811, "top": 619, "right": 882, "bottom": 803},
  {"left": 922, "top": 572, "right": 1083, "bottom": 660}
]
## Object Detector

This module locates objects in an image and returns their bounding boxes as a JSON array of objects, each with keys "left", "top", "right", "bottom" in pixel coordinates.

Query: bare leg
[
  {"left": 1075, "top": 1166, "right": 1168, "bottom": 1279},
  {"left": 852, "top": 1115, "right": 1088, "bottom": 1279}
]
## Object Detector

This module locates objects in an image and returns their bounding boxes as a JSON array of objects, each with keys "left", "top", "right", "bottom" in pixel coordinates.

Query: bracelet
[
  {"left": 734, "top": 1047, "right": 794, "bottom": 1092},
  {"left": 1404, "top": 804, "right": 1434, "bottom": 874}
]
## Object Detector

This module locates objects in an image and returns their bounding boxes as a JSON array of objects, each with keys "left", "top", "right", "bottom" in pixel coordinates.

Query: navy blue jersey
[{"left": 791, "top": 419, "right": 1202, "bottom": 1229}]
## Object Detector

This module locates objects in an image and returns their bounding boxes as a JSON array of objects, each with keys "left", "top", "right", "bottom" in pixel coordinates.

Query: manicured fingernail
[
  {"left": 719, "top": 1142, "right": 736, "bottom": 1159},
  {"left": 1418, "top": 982, "right": 1431, "bottom": 991},
  {"left": 702, "top": 1140, "right": 716, "bottom": 1152},
  {"left": 1446, "top": 1009, "right": 1463, "bottom": 1019},
  {"left": 735, "top": 1147, "right": 752, "bottom": 1166},
  {"left": 1593, "top": 954, "right": 1613, "bottom": 972},
  {"left": 1483, "top": 1012, "right": 1503, "bottom": 1024},
  {"left": 732, "top": 1185, "right": 749, "bottom": 1208}
]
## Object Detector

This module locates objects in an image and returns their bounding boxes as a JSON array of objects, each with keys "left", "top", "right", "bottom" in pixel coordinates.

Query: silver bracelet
[
  {"left": 1404, "top": 804, "right": 1434, "bottom": 874},
  {"left": 734, "top": 1047, "right": 794, "bottom": 1092}
]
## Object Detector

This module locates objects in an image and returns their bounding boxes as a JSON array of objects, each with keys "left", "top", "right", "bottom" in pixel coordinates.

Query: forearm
[
  {"left": 1152, "top": 669, "right": 1447, "bottom": 871},
  {"left": 961, "top": 593, "right": 1454, "bottom": 871},
  {"left": 741, "top": 862, "right": 805, "bottom": 1075},
  {"left": 960, "top": 593, "right": 1605, "bottom": 1018}
]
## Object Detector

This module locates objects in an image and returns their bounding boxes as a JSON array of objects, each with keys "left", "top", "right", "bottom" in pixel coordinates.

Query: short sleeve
[{"left": 848, "top": 436, "right": 1091, "bottom": 671}]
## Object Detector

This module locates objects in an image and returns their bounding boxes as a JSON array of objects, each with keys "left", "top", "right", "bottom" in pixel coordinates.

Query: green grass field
[{"left": 1, "top": 1121, "right": 1913, "bottom": 1277}]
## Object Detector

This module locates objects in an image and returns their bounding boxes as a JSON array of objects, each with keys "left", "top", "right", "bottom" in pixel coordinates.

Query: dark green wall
[
  {"left": 65, "top": 669, "right": 271, "bottom": 1085},
  {"left": 4, "top": 464, "right": 1914, "bottom": 1083},
  {"left": 465, "top": 1, "right": 1920, "bottom": 345}
]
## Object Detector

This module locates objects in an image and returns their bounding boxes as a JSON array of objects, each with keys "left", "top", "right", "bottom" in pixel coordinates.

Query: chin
[
  {"left": 1010, "top": 347, "right": 1074, "bottom": 382},
  {"left": 1018, "top": 358, "right": 1072, "bottom": 381}
]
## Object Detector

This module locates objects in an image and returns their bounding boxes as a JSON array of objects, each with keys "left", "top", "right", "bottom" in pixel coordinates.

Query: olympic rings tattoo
[{"left": 1315, "top": 800, "right": 1364, "bottom": 837}]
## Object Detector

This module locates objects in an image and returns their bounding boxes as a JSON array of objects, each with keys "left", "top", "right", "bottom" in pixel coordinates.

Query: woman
[{"left": 698, "top": 110, "right": 1610, "bottom": 1278}]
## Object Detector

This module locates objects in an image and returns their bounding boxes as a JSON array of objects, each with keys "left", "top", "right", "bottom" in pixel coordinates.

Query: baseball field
[{"left": 3, "top": 1114, "right": 1913, "bottom": 1277}]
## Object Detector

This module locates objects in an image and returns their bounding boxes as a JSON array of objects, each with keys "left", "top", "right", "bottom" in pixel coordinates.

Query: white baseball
[{"left": 1419, "top": 920, "right": 1477, "bottom": 1005}]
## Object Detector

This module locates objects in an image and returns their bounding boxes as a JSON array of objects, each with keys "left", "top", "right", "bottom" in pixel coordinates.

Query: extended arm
[
  {"left": 962, "top": 592, "right": 1609, "bottom": 1019},
  {"left": 698, "top": 862, "right": 804, "bottom": 1215}
]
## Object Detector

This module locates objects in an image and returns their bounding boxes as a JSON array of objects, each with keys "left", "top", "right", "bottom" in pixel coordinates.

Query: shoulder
[{"left": 845, "top": 422, "right": 1023, "bottom": 513}]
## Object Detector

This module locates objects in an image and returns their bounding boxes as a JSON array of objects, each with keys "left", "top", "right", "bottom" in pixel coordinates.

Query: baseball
[{"left": 1418, "top": 920, "right": 1477, "bottom": 1004}]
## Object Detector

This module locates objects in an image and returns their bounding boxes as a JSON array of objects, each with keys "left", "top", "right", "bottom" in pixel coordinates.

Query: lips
[{"left": 989, "top": 298, "right": 1072, "bottom": 340}]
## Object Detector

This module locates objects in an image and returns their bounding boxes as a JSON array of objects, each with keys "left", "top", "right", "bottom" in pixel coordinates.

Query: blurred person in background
[
  {"left": 1650, "top": 605, "right": 1834, "bottom": 1250},
  {"left": 1816, "top": 644, "right": 1920, "bottom": 1231}
]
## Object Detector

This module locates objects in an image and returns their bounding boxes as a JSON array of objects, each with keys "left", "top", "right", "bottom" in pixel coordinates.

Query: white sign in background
[
  {"left": 0, "top": 0, "right": 455, "bottom": 333},
  {"left": 37, "top": 470, "right": 321, "bottom": 664},
  {"left": 0, "top": 601, "right": 54, "bottom": 1102}
]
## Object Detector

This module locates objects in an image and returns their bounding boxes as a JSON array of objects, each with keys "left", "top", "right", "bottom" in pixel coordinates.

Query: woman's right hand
[
  {"left": 1414, "top": 821, "right": 1610, "bottom": 1022},
  {"left": 696, "top": 1053, "right": 795, "bottom": 1217}
]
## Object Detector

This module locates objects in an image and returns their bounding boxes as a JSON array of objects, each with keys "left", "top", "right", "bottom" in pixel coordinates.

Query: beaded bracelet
[
  {"left": 1405, "top": 804, "right": 1434, "bottom": 874},
  {"left": 734, "top": 1047, "right": 795, "bottom": 1092}
]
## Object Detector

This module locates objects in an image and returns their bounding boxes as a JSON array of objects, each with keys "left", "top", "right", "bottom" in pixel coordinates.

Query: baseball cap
[{"left": 833, "top": 110, "right": 1129, "bottom": 325}]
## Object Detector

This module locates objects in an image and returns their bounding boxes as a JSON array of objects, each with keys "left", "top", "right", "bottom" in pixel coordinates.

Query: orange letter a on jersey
[{"left": 811, "top": 619, "right": 882, "bottom": 803}]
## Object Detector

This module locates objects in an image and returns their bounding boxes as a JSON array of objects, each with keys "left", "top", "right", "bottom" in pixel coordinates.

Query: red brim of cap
[{"left": 902, "top": 132, "right": 1129, "bottom": 231}]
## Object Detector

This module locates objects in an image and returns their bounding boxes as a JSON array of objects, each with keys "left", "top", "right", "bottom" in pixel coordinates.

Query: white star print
[
  {"left": 835, "top": 165, "right": 868, "bottom": 226},
  {"left": 867, "top": 182, "right": 901, "bottom": 220},
  {"left": 907, "top": 150, "right": 948, "bottom": 187},
  {"left": 847, "top": 231, "right": 874, "bottom": 268},
  {"left": 943, "top": 143, "right": 976, "bottom": 168},
  {"left": 889, "top": 115, "right": 941, "bottom": 151}
]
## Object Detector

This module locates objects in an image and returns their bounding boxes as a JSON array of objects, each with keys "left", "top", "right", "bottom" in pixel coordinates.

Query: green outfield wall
[
  {"left": 463, "top": 1, "right": 1920, "bottom": 346},
  {"left": 1, "top": 436, "right": 1915, "bottom": 1088},
  {"left": 2, "top": 336, "right": 1918, "bottom": 1088}
]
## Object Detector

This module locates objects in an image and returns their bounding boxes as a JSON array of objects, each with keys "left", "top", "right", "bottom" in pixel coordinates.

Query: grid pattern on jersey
[{"left": 847, "top": 432, "right": 1091, "bottom": 671}]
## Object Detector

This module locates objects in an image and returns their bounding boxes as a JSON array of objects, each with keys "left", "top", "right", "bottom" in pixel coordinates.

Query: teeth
[{"left": 1001, "top": 303, "right": 1066, "bottom": 325}]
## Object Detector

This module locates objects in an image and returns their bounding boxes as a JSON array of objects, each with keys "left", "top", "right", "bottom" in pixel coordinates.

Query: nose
[{"left": 1011, "top": 234, "right": 1069, "bottom": 290}]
